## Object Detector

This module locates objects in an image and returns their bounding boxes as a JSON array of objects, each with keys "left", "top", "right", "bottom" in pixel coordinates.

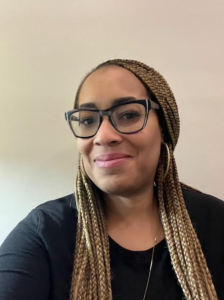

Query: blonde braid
[
  {"left": 69, "top": 59, "right": 218, "bottom": 300},
  {"left": 70, "top": 158, "right": 112, "bottom": 300}
]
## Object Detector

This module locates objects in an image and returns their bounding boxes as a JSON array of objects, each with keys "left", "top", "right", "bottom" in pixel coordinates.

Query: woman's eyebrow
[{"left": 79, "top": 97, "right": 137, "bottom": 109}]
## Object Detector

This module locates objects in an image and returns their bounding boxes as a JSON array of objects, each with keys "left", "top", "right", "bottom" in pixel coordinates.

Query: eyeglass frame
[{"left": 65, "top": 99, "right": 160, "bottom": 139}]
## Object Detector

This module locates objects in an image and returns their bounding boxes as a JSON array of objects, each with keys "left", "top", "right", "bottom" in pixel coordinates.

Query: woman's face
[{"left": 76, "top": 65, "right": 162, "bottom": 197}]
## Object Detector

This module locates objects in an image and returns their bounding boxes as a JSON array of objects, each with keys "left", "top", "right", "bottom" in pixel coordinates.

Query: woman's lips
[{"left": 94, "top": 154, "right": 131, "bottom": 168}]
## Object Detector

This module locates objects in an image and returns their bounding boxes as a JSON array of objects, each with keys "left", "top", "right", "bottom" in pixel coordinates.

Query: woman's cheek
[{"left": 76, "top": 139, "right": 91, "bottom": 156}]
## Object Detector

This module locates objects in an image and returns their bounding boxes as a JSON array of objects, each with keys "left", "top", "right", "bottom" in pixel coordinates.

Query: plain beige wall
[{"left": 0, "top": 0, "right": 224, "bottom": 244}]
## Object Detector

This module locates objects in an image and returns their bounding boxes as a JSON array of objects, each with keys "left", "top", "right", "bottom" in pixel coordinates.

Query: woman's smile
[{"left": 94, "top": 153, "right": 132, "bottom": 168}]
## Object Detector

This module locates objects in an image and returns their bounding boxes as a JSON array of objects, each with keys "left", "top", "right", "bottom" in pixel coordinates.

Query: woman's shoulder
[
  {"left": 0, "top": 194, "right": 78, "bottom": 300},
  {"left": 33, "top": 193, "right": 78, "bottom": 241},
  {"left": 1, "top": 193, "right": 78, "bottom": 251},
  {"left": 34, "top": 193, "right": 77, "bottom": 221},
  {"left": 182, "top": 185, "right": 224, "bottom": 293},
  {"left": 182, "top": 184, "right": 224, "bottom": 246},
  {"left": 182, "top": 185, "right": 224, "bottom": 218}
]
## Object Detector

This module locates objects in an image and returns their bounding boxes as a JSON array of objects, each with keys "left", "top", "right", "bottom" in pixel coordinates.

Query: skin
[{"left": 76, "top": 65, "right": 165, "bottom": 250}]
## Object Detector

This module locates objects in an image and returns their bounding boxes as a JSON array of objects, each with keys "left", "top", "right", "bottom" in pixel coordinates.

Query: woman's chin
[{"left": 94, "top": 178, "right": 136, "bottom": 197}]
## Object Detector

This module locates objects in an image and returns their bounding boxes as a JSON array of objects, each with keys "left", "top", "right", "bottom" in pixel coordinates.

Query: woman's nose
[{"left": 93, "top": 117, "right": 122, "bottom": 146}]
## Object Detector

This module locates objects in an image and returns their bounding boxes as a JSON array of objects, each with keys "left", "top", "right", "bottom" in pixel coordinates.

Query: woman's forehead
[{"left": 78, "top": 65, "right": 148, "bottom": 107}]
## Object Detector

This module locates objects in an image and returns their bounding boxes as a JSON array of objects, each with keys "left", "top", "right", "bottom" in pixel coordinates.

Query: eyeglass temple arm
[
  {"left": 65, "top": 113, "right": 79, "bottom": 122},
  {"left": 150, "top": 100, "right": 160, "bottom": 110}
]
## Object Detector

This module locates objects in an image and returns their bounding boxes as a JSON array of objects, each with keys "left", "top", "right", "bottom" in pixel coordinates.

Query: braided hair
[{"left": 69, "top": 59, "right": 218, "bottom": 300}]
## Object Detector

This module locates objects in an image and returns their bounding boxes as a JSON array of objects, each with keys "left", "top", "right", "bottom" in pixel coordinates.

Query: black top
[{"left": 0, "top": 188, "right": 224, "bottom": 300}]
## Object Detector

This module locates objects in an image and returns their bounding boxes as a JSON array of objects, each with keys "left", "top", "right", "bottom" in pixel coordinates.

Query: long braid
[
  {"left": 69, "top": 59, "right": 218, "bottom": 299},
  {"left": 70, "top": 158, "right": 112, "bottom": 300}
]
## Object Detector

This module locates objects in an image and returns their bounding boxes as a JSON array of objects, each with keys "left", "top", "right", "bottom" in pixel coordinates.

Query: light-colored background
[{"left": 0, "top": 0, "right": 224, "bottom": 245}]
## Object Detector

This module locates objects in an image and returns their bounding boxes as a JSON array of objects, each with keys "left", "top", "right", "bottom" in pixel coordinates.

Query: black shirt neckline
[{"left": 109, "top": 236, "right": 167, "bottom": 263}]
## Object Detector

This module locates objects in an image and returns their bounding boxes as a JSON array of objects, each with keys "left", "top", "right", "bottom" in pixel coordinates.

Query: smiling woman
[{"left": 0, "top": 59, "right": 224, "bottom": 300}]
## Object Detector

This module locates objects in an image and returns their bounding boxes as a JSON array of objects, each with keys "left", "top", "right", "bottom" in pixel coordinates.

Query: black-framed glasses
[{"left": 65, "top": 99, "right": 160, "bottom": 138}]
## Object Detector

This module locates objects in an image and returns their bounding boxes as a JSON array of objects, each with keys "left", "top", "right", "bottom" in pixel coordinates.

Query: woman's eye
[
  {"left": 80, "top": 118, "right": 96, "bottom": 125},
  {"left": 119, "top": 112, "right": 141, "bottom": 120}
]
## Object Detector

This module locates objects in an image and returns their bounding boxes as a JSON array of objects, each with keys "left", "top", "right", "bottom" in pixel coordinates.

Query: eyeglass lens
[{"left": 70, "top": 103, "right": 146, "bottom": 137}]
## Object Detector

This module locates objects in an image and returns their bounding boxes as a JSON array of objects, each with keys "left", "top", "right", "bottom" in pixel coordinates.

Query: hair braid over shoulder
[{"left": 69, "top": 59, "right": 218, "bottom": 300}]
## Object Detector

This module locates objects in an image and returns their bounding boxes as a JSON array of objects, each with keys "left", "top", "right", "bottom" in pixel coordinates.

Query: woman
[{"left": 0, "top": 59, "right": 223, "bottom": 300}]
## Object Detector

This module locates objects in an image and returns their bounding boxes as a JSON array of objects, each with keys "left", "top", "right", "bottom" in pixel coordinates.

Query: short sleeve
[{"left": 0, "top": 209, "right": 50, "bottom": 300}]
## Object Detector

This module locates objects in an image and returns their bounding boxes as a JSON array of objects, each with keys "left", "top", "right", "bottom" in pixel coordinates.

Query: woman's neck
[
  {"left": 102, "top": 185, "right": 164, "bottom": 250},
  {"left": 103, "top": 184, "right": 156, "bottom": 224}
]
